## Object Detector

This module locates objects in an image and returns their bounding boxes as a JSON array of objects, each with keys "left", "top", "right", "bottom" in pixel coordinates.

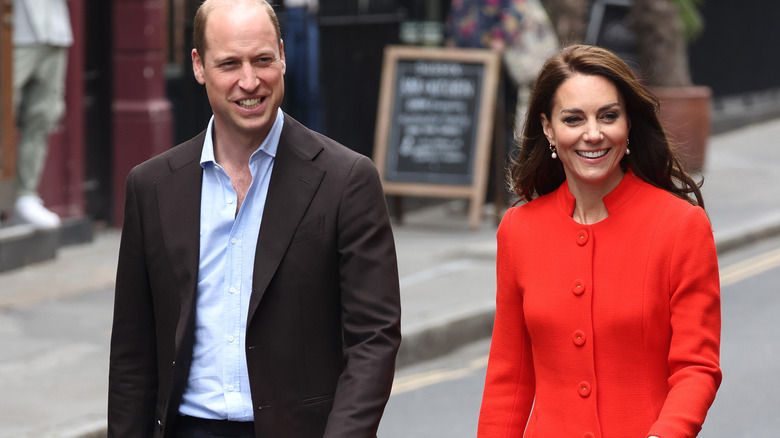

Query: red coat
[{"left": 479, "top": 171, "right": 721, "bottom": 438}]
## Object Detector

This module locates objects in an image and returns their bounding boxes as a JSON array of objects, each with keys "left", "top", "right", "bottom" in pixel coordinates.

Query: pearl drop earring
[
  {"left": 550, "top": 144, "right": 557, "bottom": 159},
  {"left": 625, "top": 138, "right": 631, "bottom": 155}
]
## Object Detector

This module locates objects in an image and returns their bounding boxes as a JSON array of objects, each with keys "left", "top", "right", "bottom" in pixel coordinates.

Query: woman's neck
[{"left": 567, "top": 171, "right": 625, "bottom": 225}]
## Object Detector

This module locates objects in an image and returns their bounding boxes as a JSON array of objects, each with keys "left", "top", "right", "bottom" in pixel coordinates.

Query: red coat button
[
  {"left": 576, "top": 229, "right": 589, "bottom": 246},
  {"left": 578, "top": 381, "right": 592, "bottom": 397},
  {"left": 572, "top": 279, "right": 585, "bottom": 296},
  {"left": 572, "top": 330, "right": 586, "bottom": 346}
]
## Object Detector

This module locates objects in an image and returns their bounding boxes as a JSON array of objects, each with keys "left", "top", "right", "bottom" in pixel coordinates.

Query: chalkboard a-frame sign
[{"left": 373, "top": 46, "right": 501, "bottom": 229}]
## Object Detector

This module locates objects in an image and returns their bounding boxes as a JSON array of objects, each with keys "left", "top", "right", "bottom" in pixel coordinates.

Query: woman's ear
[{"left": 541, "top": 113, "right": 553, "bottom": 144}]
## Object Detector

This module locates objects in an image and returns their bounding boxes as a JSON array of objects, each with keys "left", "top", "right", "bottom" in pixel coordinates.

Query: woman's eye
[
  {"left": 602, "top": 112, "right": 618, "bottom": 121},
  {"left": 564, "top": 116, "right": 582, "bottom": 124}
]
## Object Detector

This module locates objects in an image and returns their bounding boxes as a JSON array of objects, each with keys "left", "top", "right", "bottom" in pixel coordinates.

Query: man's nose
[{"left": 238, "top": 63, "right": 259, "bottom": 90}]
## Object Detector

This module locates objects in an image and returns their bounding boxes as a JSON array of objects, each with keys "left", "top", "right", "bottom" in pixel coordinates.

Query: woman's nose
[{"left": 583, "top": 121, "right": 603, "bottom": 143}]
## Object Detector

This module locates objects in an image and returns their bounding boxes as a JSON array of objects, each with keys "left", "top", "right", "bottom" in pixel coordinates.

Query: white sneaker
[{"left": 14, "top": 195, "right": 62, "bottom": 229}]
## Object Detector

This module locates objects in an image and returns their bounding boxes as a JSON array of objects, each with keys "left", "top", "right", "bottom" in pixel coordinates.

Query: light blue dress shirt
[{"left": 179, "top": 110, "right": 283, "bottom": 421}]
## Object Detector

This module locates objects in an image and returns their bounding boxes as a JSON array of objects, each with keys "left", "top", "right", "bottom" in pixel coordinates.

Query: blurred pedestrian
[
  {"left": 107, "top": 0, "right": 401, "bottom": 436},
  {"left": 445, "top": 0, "right": 557, "bottom": 210},
  {"left": 500, "top": 0, "right": 558, "bottom": 134},
  {"left": 11, "top": 0, "right": 72, "bottom": 229},
  {"left": 478, "top": 45, "right": 721, "bottom": 437},
  {"left": 282, "top": 0, "right": 321, "bottom": 132}
]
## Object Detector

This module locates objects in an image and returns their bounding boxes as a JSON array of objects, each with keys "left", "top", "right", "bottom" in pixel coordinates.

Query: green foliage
[{"left": 670, "top": 0, "right": 704, "bottom": 41}]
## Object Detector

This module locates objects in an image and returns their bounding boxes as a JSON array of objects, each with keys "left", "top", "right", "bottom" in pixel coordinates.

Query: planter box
[{"left": 650, "top": 85, "right": 712, "bottom": 173}]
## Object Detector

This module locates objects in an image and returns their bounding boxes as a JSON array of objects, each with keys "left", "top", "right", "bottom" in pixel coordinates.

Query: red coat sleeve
[
  {"left": 478, "top": 207, "right": 536, "bottom": 437},
  {"left": 646, "top": 205, "right": 722, "bottom": 437}
]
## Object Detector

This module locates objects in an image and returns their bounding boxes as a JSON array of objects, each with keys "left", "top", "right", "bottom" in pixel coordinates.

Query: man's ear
[
  {"left": 280, "top": 40, "right": 286, "bottom": 75},
  {"left": 192, "top": 48, "right": 206, "bottom": 85}
]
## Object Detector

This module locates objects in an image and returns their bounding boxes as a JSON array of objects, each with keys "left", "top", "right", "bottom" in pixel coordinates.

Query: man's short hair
[{"left": 192, "top": 0, "right": 282, "bottom": 61}]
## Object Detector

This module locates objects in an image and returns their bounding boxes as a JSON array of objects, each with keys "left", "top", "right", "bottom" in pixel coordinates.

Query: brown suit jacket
[{"left": 108, "top": 115, "right": 401, "bottom": 438}]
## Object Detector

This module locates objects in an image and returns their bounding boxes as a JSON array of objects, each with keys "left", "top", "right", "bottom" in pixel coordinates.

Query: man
[
  {"left": 107, "top": 1, "right": 401, "bottom": 437},
  {"left": 10, "top": 0, "right": 72, "bottom": 229}
]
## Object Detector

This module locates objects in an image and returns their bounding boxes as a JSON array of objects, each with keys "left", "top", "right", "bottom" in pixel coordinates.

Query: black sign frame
[{"left": 373, "top": 46, "right": 500, "bottom": 229}]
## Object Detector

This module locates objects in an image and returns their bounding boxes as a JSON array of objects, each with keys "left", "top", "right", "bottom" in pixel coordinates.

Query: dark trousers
[{"left": 173, "top": 415, "right": 255, "bottom": 438}]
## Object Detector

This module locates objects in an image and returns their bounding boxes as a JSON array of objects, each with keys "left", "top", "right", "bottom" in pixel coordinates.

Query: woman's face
[{"left": 541, "top": 73, "right": 630, "bottom": 194}]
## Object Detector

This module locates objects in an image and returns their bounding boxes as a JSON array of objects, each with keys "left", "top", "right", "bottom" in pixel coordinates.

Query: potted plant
[{"left": 628, "top": 0, "right": 710, "bottom": 173}]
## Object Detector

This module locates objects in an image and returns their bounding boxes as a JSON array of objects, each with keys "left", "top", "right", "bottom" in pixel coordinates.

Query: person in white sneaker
[{"left": 11, "top": 0, "right": 72, "bottom": 229}]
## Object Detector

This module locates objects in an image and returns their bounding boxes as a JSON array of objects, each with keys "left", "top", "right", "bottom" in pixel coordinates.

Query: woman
[{"left": 478, "top": 45, "right": 721, "bottom": 438}]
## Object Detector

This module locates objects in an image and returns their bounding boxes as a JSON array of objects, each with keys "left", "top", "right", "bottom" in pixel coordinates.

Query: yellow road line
[
  {"left": 391, "top": 355, "right": 489, "bottom": 396},
  {"left": 720, "top": 246, "right": 780, "bottom": 286}
]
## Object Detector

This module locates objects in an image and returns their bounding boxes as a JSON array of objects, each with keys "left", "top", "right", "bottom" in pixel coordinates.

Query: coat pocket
[
  {"left": 298, "top": 393, "right": 335, "bottom": 405},
  {"left": 291, "top": 215, "right": 325, "bottom": 244}
]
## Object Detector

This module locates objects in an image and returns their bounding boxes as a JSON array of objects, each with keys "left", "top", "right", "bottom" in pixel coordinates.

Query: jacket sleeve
[
  {"left": 647, "top": 205, "right": 722, "bottom": 438},
  {"left": 478, "top": 208, "right": 536, "bottom": 437},
  {"left": 107, "top": 170, "right": 159, "bottom": 437},
  {"left": 322, "top": 155, "right": 402, "bottom": 438}
]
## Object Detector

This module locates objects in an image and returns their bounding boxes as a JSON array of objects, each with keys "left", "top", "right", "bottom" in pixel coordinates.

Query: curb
[
  {"left": 396, "top": 300, "right": 496, "bottom": 369},
  {"left": 713, "top": 211, "right": 780, "bottom": 255}
]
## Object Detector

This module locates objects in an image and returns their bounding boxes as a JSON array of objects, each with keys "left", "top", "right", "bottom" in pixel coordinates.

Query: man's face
[{"left": 192, "top": 2, "right": 285, "bottom": 146}]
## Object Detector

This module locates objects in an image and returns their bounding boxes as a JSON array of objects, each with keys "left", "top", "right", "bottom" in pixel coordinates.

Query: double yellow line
[
  {"left": 391, "top": 355, "right": 488, "bottom": 396},
  {"left": 719, "top": 246, "right": 780, "bottom": 287}
]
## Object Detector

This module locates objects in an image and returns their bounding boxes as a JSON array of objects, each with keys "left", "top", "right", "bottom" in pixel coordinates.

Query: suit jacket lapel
[
  {"left": 248, "top": 116, "right": 325, "bottom": 323},
  {"left": 156, "top": 132, "right": 205, "bottom": 351}
]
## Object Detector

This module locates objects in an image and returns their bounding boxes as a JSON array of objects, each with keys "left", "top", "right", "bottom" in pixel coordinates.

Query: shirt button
[
  {"left": 228, "top": 385, "right": 235, "bottom": 391},
  {"left": 228, "top": 336, "right": 235, "bottom": 343},
  {"left": 227, "top": 198, "right": 234, "bottom": 204},
  {"left": 579, "top": 381, "right": 592, "bottom": 397},
  {"left": 572, "top": 330, "right": 586, "bottom": 346},
  {"left": 231, "top": 238, "right": 237, "bottom": 244},
  {"left": 572, "top": 279, "right": 585, "bottom": 296},
  {"left": 576, "top": 229, "right": 589, "bottom": 246},
  {"left": 229, "top": 287, "right": 237, "bottom": 294}
]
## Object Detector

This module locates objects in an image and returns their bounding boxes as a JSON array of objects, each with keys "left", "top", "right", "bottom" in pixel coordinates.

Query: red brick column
[{"left": 111, "top": 0, "right": 173, "bottom": 225}]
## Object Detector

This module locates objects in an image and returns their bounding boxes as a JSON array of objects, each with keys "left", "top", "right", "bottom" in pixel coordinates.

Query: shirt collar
[{"left": 200, "top": 109, "right": 284, "bottom": 167}]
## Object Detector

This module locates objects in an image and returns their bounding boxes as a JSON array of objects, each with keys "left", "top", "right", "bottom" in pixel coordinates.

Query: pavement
[{"left": 1, "top": 116, "right": 780, "bottom": 437}]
